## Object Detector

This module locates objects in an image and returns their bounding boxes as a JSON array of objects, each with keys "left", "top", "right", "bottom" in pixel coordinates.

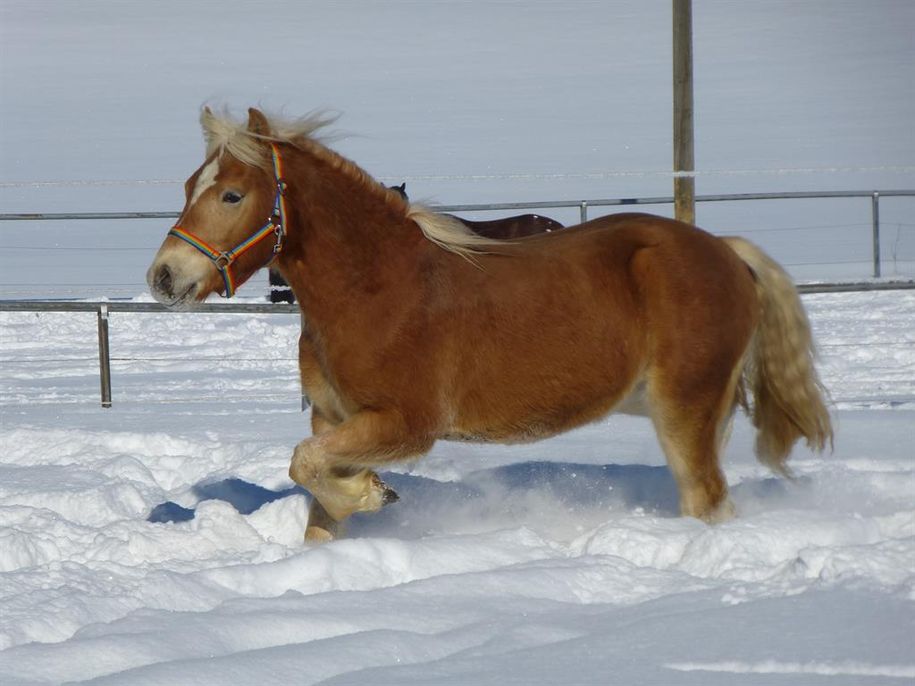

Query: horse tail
[{"left": 722, "top": 237, "right": 833, "bottom": 474}]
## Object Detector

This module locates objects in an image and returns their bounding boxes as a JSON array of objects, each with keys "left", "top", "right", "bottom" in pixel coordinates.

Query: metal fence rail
[
  {"left": 2, "top": 282, "right": 914, "bottom": 408},
  {"left": 2, "top": 189, "right": 914, "bottom": 278},
  {"left": 2, "top": 188, "right": 914, "bottom": 406}
]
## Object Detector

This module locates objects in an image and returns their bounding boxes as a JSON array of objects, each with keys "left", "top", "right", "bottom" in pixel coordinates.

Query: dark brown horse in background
[
  {"left": 148, "top": 108, "right": 832, "bottom": 543},
  {"left": 395, "top": 182, "right": 566, "bottom": 239},
  {"left": 268, "top": 183, "right": 564, "bottom": 302}
]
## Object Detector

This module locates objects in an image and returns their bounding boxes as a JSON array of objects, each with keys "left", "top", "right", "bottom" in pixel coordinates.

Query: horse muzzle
[{"left": 146, "top": 259, "right": 203, "bottom": 309}]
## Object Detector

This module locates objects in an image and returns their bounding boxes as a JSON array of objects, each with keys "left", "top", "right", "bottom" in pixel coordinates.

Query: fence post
[
  {"left": 97, "top": 305, "right": 112, "bottom": 408},
  {"left": 871, "top": 192, "right": 881, "bottom": 278},
  {"left": 673, "top": 0, "right": 696, "bottom": 225}
]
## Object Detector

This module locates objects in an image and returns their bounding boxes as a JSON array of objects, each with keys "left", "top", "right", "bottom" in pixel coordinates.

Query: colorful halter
[{"left": 168, "top": 145, "right": 288, "bottom": 297}]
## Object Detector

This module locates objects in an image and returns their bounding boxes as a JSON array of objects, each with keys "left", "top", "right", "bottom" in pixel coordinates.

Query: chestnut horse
[{"left": 147, "top": 109, "right": 832, "bottom": 542}]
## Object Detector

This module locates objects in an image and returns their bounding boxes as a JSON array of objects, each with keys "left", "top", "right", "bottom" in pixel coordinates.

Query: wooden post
[{"left": 673, "top": 0, "right": 695, "bottom": 225}]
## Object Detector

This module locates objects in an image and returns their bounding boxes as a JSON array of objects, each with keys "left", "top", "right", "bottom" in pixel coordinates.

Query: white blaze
[{"left": 189, "top": 157, "right": 220, "bottom": 207}]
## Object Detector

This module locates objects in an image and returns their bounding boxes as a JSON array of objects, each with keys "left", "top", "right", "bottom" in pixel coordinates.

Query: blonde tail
[{"left": 723, "top": 237, "right": 833, "bottom": 473}]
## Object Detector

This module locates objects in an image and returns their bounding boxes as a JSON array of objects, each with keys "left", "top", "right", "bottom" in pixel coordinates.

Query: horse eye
[{"left": 222, "top": 191, "right": 244, "bottom": 204}]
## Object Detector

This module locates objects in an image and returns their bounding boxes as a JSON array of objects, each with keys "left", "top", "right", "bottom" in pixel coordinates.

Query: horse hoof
[
  {"left": 703, "top": 497, "right": 737, "bottom": 524},
  {"left": 372, "top": 474, "right": 399, "bottom": 506},
  {"left": 382, "top": 487, "right": 399, "bottom": 505},
  {"left": 305, "top": 525, "right": 336, "bottom": 543}
]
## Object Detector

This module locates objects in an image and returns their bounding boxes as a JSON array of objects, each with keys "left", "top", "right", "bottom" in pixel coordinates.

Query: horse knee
[{"left": 289, "top": 439, "right": 325, "bottom": 487}]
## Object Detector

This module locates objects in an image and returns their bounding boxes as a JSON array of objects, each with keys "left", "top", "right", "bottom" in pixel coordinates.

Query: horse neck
[{"left": 275, "top": 144, "right": 424, "bottom": 322}]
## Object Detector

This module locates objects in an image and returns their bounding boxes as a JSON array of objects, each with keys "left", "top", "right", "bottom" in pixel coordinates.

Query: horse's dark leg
[{"left": 269, "top": 268, "right": 294, "bottom": 304}]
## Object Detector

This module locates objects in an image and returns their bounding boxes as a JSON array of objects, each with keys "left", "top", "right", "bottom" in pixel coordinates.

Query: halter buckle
[{"left": 213, "top": 252, "right": 234, "bottom": 269}]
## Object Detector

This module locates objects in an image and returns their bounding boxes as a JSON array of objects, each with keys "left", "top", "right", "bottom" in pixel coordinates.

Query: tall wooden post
[{"left": 673, "top": 0, "right": 695, "bottom": 225}]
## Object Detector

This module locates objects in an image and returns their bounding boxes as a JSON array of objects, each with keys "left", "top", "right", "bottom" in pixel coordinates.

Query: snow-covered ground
[
  {"left": 2, "top": 0, "right": 914, "bottom": 683},
  {"left": 0, "top": 291, "right": 913, "bottom": 684}
]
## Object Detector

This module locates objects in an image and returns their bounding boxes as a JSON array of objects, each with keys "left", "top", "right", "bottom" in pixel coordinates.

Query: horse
[
  {"left": 455, "top": 213, "right": 563, "bottom": 239},
  {"left": 147, "top": 108, "right": 832, "bottom": 543},
  {"left": 268, "top": 267, "right": 295, "bottom": 303},
  {"left": 266, "top": 182, "right": 563, "bottom": 303}
]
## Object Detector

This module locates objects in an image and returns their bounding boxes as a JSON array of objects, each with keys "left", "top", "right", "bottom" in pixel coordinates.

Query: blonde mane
[
  {"left": 198, "top": 107, "right": 500, "bottom": 257},
  {"left": 406, "top": 206, "right": 501, "bottom": 259},
  {"left": 200, "top": 106, "right": 338, "bottom": 170}
]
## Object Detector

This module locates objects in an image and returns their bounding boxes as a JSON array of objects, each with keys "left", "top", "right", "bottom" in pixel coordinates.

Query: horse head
[{"left": 147, "top": 108, "right": 286, "bottom": 307}]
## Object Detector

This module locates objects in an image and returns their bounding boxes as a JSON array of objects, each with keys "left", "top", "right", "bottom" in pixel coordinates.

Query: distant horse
[
  {"left": 268, "top": 268, "right": 295, "bottom": 303},
  {"left": 455, "top": 213, "right": 563, "bottom": 239},
  {"left": 148, "top": 108, "right": 832, "bottom": 542},
  {"left": 395, "top": 182, "right": 564, "bottom": 239},
  {"left": 267, "top": 182, "right": 562, "bottom": 303}
]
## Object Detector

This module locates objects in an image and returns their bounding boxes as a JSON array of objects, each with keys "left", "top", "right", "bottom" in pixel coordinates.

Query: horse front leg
[{"left": 290, "top": 409, "right": 434, "bottom": 541}]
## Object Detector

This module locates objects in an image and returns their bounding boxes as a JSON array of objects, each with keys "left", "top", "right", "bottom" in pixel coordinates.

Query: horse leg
[
  {"left": 303, "top": 408, "right": 343, "bottom": 543},
  {"left": 648, "top": 366, "right": 743, "bottom": 523},
  {"left": 305, "top": 498, "right": 340, "bottom": 543},
  {"left": 289, "top": 408, "right": 433, "bottom": 529}
]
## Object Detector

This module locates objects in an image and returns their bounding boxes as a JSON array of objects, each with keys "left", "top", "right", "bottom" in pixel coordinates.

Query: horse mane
[
  {"left": 199, "top": 107, "right": 499, "bottom": 258},
  {"left": 406, "top": 206, "right": 500, "bottom": 259},
  {"left": 200, "top": 106, "right": 339, "bottom": 169}
]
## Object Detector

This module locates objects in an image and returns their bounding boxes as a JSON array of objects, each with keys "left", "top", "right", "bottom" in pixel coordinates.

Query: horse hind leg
[
  {"left": 306, "top": 499, "right": 340, "bottom": 543},
  {"left": 648, "top": 364, "right": 743, "bottom": 523}
]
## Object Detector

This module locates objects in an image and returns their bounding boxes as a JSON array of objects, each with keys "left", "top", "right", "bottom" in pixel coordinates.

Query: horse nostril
[{"left": 155, "top": 265, "right": 173, "bottom": 294}]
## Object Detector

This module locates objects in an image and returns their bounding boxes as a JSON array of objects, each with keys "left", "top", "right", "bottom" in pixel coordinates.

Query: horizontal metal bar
[
  {"left": 795, "top": 280, "right": 915, "bottom": 294},
  {"left": 2, "top": 190, "right": 913, "bottom": 221},
  {"left": 0, "top": 300, "right": 299, "bottom": 313},
  {"left": 434, "top": 190, "right": 915, "bottom": 213},
  {"left": 0, "top": 211, "right": 181, "bottom": 221},
  {"left": 2, "top": 280, "right": 913, "bottom": 314}
]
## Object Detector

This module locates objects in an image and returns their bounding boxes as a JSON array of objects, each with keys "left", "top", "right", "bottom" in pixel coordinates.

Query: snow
[
  {"left": 1, "top": 0, "right": 914, "bottom": 683},
  {"left": 1, "top": 292, "right": 913, "bottom": 684}
]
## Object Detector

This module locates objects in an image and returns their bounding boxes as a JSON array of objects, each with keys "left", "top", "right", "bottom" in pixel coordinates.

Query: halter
[{"left": 168, "top": 144, "right": 288, "bottom": 297}]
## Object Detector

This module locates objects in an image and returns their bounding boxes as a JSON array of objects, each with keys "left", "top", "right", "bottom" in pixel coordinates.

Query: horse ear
[
  {"left": 200, "top": 106, "right": 215, "bottom": 132},
  {"left": 247, "top": 108, "right": 271, "bottom": 137}
]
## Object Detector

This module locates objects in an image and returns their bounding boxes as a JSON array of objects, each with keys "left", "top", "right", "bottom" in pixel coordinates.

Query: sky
[{"left": 0, "top": 0, "right": 913, "bottom": 294}]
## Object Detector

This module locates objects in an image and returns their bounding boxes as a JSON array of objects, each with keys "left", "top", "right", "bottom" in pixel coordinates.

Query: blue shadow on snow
[
  {"left": 146, "top": 461, "right": 681, "bottom": 529},
  {"left": 147, "top": 479, "right": 307, "bottom": 523}
]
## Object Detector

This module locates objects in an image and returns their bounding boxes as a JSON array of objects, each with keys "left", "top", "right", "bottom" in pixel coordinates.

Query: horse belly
[{"left": 447, "top": 331, "right": 643, "bottom": 443}]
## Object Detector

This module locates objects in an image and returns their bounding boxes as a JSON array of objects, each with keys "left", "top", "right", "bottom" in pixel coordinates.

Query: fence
[
  {"left": 2, "top": 189, "right": 914, "bottom": 278},
  {"left": 2, "top": 278, "right": 914, "bottom": 408},
  {"left": 2, "top": 188, "right": 914, "bottom": 406}
]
